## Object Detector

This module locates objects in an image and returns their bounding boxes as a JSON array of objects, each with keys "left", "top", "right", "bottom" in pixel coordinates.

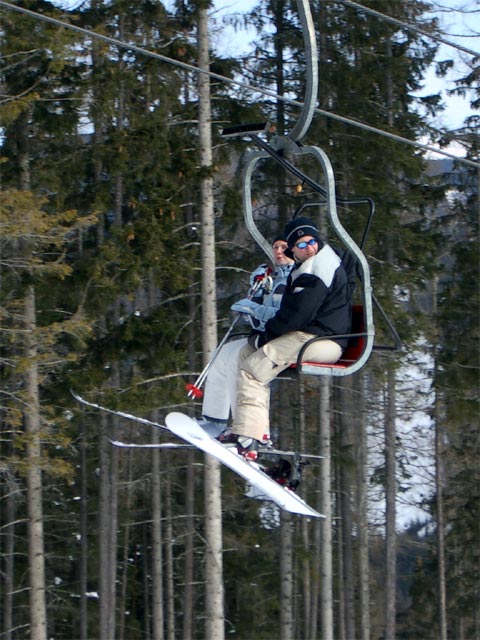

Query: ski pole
[
  {"left": 185, "top": 269, "right": 272, "bottom": 399},
  {"left": 185, "top": 314, "right": 241, "bottom": 399}
]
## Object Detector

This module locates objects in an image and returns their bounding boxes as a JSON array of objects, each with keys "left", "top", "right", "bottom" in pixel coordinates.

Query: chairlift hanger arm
[
  {"left": 289, "top": 0, "right": 318, "bottom": 142},
  {"left": 372, "top": 293, "right": 402, "bottom": 351},
  {"left": 244, "top": 134, "right": 375, "bottom": 274},
  {"left": 291, "top": 197, "right": 375, "bottom": 252},
  {"left": 227, "top": 129, "right": 376, "bottom": 251},
  {"left": 220, "top": 0, "right": 318, "bottom": 144}
]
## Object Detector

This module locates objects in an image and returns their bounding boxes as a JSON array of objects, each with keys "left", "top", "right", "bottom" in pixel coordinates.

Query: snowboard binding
[{"left": 264, "top": 456, "right": 309, "bottom": 491}]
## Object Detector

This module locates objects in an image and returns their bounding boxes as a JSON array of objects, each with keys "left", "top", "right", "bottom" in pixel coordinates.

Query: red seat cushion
[{"left": 293, "top": 305, "right": 365, "bottom": 371}]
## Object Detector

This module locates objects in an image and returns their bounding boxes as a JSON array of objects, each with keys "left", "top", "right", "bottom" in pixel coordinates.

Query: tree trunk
[
  {"left": 384, "top": 53, "right": 397, "bottom": 635},
  {"left": 298, "top": 379, "right": 312, "bottom": 638},
  {"left": 79, "top": 418, "right": 89, "bottom": 640},
  {"left": 197, "top": 7, "right": 224, "bottom": 639},
  {"left": 433, "top": 278, "right": 448, "bottom": 640},
  {"left": 182, "top": 250, "right": 197, "bottom": 640},
  {"left": 339, "top": 380, "right": 356, "bottom": 640},
  {"left": 280, "top": 512, "right": 294, "bottom": 640},
  {"left": 319, "top": 378, "right": 333, "bottom": 640},
  {"left": 434, "top": 394, "right": 448, "bottom": 640},
  {"left": 272, "top": 0, "right": 289, "bottom": 230},
  {"left": 118, "top": 453, "right": 134, "bottom": 640},
  {"left": 182, "top": 451, "right": 196, "bottom": 640},
  {"left": 91, "top": 0, "right": 106, "bottom": 246},
  {"left": 385, "top": 367, "right": 397, "bottom": 640},
  {"left": 165, "top": 461, "right": 175, "bottom": 640},
  {"left": 142, "top": 525, "right": 151, "bottom": 639},
  {"left": 113, "top": 15, "right": 125, "bottom": 228},
  {"left": 3, "top": 473, "right": 17, "bottom": 640},
  {"left": 151, "top": 421, "right": 164, "bottom": 640},
  {"left": 98, "top": 412, "right": 118, "bottom": 640},
  {"left": 335, "top": 462, "right": 346, "bottom": 640},
  {"left": 24, "top": 286, "right": 47, "bottom": 640},
  {"left": 355, "top": 372, "right": 370, "bottom": 640}
]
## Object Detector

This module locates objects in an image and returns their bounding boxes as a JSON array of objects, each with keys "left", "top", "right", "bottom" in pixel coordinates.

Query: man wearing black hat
[{"left": 218, "top": 217, "right": 352, "bottom": 460}]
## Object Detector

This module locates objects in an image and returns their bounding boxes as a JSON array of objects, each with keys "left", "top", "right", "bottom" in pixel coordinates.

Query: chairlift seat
[{"left": 288, "top": 305, "right": 367, "bottom": 374}]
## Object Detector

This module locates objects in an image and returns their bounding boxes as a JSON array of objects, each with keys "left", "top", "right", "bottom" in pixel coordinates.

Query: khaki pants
[{"left": 233, "top": 332, "right": 342, "bottom": 440}]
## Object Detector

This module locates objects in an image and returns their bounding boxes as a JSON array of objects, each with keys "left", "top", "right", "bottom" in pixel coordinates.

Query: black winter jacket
[{"left": 263, "top": 244, "right": 352, "bottom": 349}]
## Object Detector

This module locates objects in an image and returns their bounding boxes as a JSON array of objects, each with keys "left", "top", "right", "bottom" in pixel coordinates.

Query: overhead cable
[
  {"left": 0, "top": 0, "right": 478, "bottom": 169},
  {"left": 335, "top": 0, "right": 480, "bottom": 58}
]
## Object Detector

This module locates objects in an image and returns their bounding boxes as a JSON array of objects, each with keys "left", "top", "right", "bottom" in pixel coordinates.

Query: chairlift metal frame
[{"left": 221, "top": 0, "right": 400, "bottom": 377}]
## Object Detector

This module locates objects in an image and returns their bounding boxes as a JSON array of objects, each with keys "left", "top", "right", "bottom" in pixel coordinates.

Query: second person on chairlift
[
  {"left": 217, "top": 216, "right": 352, "bottom": 460},
  {"left": 199, "top": 236, "right": 295, "bottom": 435}
]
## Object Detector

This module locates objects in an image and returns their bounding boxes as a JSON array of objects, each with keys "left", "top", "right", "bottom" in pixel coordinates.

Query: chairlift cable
[{"left": 335, "top": 0, "right": 480, "bottom": 58}]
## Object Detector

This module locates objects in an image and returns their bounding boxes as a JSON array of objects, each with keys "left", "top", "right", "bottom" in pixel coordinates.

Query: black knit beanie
[{"left": 284, "top": 216, "right": 320, "bottom": 249}]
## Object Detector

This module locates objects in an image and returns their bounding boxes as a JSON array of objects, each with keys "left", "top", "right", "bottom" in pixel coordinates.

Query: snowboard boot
[
  {"left": 197, "top": 416, "right": 227, "bottom": 439},
  {"left": 216, "top": 430, "right": 260, "bottom": 461}
]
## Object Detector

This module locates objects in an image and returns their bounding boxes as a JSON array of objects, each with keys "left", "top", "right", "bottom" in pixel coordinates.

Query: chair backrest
[{"left": 337, "top": 304, "right": 365, "bottom": 364}]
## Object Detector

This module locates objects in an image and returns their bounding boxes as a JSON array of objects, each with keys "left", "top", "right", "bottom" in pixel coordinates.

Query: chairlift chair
[
  {"left": 221, "top": 0, "right": 400, "bottom": 377},
  {"left": 222, "top": 123, "right": 377, "bottom": 377}
]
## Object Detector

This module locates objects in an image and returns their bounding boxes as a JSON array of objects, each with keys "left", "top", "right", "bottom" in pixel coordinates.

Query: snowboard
[
  {"left": 164, "top": 412, "right": 323, "bottom": 518},
  {"left": 71, "top": 391, "right": 323, "bottom": 517}
]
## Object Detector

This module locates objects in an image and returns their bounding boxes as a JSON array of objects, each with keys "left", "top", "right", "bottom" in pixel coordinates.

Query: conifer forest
[{"left": 1, "top": 0, "right": 479, "bottom": 638}]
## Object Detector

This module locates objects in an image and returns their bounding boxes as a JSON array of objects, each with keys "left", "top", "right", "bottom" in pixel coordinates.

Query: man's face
[
  {"left": 292, "top": 235, "right": 318, "bottom": 263},
  {"left": 272, "top": 240, "right": 294, "bottom": 266}
]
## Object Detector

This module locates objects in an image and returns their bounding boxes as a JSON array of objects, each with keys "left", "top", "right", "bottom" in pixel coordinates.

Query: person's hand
[
  {"left": 231, "top": 298, "right": 259, "bottom": 315},
  {"left": 251, "top": 305, "right": 276, "bottom": 324},
  {"left": 249, "top": 265, "right": 270, "bottom": 287}
]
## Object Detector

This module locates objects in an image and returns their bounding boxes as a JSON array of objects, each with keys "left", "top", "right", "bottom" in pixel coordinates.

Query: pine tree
[
  {"left": 432, "top": 130, "right": 479, "bottom": 639},
  {"left": 0, "top": 188, "right": 96, "bottom": 638}
]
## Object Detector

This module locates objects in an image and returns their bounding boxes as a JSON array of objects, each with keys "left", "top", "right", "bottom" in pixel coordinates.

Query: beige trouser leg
[{"left": 233, "top": 333, "right": 342, "bottom": 440}]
